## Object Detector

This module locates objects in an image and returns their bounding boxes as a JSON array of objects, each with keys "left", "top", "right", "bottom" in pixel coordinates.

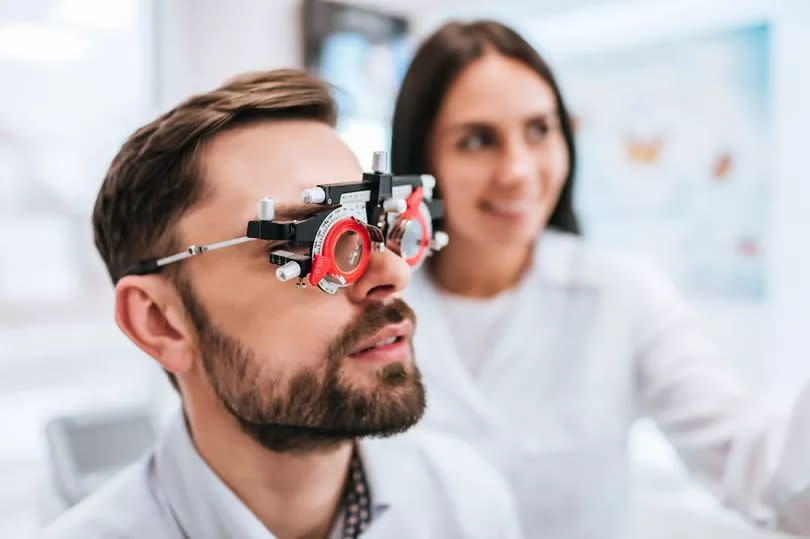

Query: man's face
[{"left": 174, "top": 120, "right": 424, "bottom": 451}]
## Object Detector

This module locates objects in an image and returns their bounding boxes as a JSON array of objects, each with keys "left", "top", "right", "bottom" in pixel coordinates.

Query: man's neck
[{"left": 185, "top": 396, "right": 353, "bottom": 539}]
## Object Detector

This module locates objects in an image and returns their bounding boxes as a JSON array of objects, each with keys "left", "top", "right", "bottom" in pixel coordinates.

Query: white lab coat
[
  {"left": 42, "top": 407, "right": 523, "bottom": 539},
  {"left": 406, "top": 229, "right": 810, "bottom": 539}
]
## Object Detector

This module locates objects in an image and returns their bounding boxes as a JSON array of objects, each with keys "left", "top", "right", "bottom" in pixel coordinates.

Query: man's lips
[{"left": 348, "top": 320, "right": 414, "bottom": 357}]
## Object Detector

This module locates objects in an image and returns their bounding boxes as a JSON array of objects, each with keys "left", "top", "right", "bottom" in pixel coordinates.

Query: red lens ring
[
  {"left": 396, "top": 187, "right": 430, "bottom": 266},
  {"left": 309, "top": 217, "right": 371, "bottom": 287}
]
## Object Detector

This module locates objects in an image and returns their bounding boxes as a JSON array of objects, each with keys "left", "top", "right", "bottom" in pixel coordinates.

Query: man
[{"left": 43, "top": 70, "right": 521, "bottom": 539}]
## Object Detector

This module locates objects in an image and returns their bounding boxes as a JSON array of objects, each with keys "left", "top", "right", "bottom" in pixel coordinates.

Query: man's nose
[{"left": 345, "top": 247, "right": 411, "bottom": 303}]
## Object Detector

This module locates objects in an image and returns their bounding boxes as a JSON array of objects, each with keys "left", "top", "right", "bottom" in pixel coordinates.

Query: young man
[{"left": 43, "top": 70, "right": 521, "bottom": 539}]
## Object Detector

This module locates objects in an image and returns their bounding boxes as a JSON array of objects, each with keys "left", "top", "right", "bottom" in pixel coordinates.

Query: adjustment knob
[
  {"left": 383, "top": 198, "right": 407, "bottom": 213},
  {"left": 430, "top": 231, "right": 449, "bottom": 251},
  {"left": 372, "top": 151, "right": 388, "bottom": 174},
  {"left": 420, "top": 174, "right": 436, "bottom": 199},
  {"left": 258, "top": 197, "right": 275, "bottom": 220},
  {"left": 301, "top": 187, "right": 326, "bottom": 204},
  {"left": 276, "top": 261, "right": 301, "bottom": 282}
]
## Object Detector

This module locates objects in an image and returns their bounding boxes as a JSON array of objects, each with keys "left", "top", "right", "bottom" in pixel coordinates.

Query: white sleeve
[{"left": 631, "top": 262, "right": 810, "bottom": 533}]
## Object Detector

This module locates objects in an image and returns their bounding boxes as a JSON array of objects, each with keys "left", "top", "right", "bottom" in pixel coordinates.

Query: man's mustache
[{"left": 327, "top": 299, "right": 416, "bottom": 361}]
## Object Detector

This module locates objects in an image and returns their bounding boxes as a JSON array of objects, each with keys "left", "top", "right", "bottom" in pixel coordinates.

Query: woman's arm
[{"left": 632, "top": 262, "right": 810, "bottom": 533}]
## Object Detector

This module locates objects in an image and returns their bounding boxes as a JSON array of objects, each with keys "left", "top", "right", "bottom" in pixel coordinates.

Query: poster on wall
[
  {"left": 556, "top": 24, "right": 770, "bottom": 301},
  {"left": 302, "top": 0, "right": 410, "bottom": 169}
]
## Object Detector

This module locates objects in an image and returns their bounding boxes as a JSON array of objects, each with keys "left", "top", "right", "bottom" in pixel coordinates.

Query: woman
[{"left": 392, "top": 20, "right": 810, "bottom": 538}]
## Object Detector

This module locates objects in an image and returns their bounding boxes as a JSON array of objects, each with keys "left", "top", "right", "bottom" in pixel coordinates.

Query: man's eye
[
  {"left": 264, "top": 241, "right": 308, "bottom": 256},
  {"left": 290, "top": 244, "right": 311, "bottom": 255}
]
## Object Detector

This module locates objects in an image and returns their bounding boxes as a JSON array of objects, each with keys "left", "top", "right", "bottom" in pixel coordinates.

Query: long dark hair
[{"left": 391, "top": 20, "right": 579, "bottom": 234}]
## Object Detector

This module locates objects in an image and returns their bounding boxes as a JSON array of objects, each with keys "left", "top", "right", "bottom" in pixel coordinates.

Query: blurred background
[{"left": 1, "top": 0, "right": 809, "bottom": 537}]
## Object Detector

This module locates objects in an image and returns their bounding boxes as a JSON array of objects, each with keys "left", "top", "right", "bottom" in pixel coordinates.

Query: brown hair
[
  {"left": 93, "top": 69, "right": 337, "bottom": 284},
  {"left": 391, "top": 20, "right": 579, "bottom": 234}
]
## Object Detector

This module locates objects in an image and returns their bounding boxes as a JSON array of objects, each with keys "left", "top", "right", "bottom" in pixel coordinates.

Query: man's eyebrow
[{"left": 273, "top": 203, "right": 332, "bottom": 221}]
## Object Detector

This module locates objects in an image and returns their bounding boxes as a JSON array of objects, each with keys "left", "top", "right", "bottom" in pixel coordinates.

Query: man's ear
[{"left": 114, "top": 275, "right": 196, "bottom": 378}]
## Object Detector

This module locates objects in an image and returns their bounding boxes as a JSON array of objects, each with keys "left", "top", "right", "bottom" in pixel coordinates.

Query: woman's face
[{"left": 428, "top": 53, "right": 569, "bottom": 252}]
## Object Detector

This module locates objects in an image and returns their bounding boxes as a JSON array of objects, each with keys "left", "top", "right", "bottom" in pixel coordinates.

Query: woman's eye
[
  {"left": 458, "top": 129, "right": 492, "bottom": 151},
  {"left": 527, "top": 120, "right": 549, "bottom": 141}
]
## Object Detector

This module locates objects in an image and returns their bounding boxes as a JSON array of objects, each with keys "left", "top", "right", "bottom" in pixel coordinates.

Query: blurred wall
[{"left": 154, "top": 0, "right": 302, "bottom": 108}]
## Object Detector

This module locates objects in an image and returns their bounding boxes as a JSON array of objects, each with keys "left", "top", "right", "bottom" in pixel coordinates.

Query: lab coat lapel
[
  {"left": 407, "top": 268, "right": 509, "bottom": 437},
  {"left": 473, "top": 280, "right": 540, "bottom": 391}
]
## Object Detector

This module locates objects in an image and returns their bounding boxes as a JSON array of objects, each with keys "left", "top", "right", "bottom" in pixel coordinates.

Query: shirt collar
[
  {"left": 531, "top": 228, "right": 584, "bottom": 287},
  {"left": 154, "top": 407, "right": 390, "bottom": 539},
  {"left": 155, "top": 409, "right": 273, "bottom": 539},
  {"left": 356, "top": 437, "right": 394, "bottom": 519}
]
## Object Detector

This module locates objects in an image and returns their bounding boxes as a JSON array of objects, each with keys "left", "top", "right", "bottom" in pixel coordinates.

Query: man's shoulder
[{"left": 41, "top": 455, "right": 180, "bottom": 539}]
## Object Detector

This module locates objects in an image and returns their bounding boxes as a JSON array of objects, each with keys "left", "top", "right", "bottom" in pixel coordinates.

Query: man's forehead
[
  {"left": 204, "top": 121, "right": 361, "bottom": 198},
  {"left": 181, "top": 120, "right": 362, "bottom": 238}
]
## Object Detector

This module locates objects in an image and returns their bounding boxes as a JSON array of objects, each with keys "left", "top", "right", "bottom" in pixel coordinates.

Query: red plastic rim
[
  {"left": 309, "top": 217, "right": 371, "bottom": 287},
  {"left": 398, "top": 187, "right": 430, "bottom": 266}
]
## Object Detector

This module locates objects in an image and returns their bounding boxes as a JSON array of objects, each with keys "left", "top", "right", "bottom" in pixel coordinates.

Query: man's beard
[{"left": 176, "top": 278, "right": 425, "bottom": 453}]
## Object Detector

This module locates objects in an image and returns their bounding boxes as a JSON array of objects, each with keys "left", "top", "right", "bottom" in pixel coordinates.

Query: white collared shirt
[
  {"left": 42, "top": 407, "right": 523, "bottom": 539},
  {"left": 406, "top": 229, "right": 810, "bottom": 538}
]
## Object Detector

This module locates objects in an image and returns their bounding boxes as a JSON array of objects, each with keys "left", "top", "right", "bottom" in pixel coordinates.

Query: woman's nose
[{"left": 494, "top": 139, "right": 535, "bottom": 189}]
